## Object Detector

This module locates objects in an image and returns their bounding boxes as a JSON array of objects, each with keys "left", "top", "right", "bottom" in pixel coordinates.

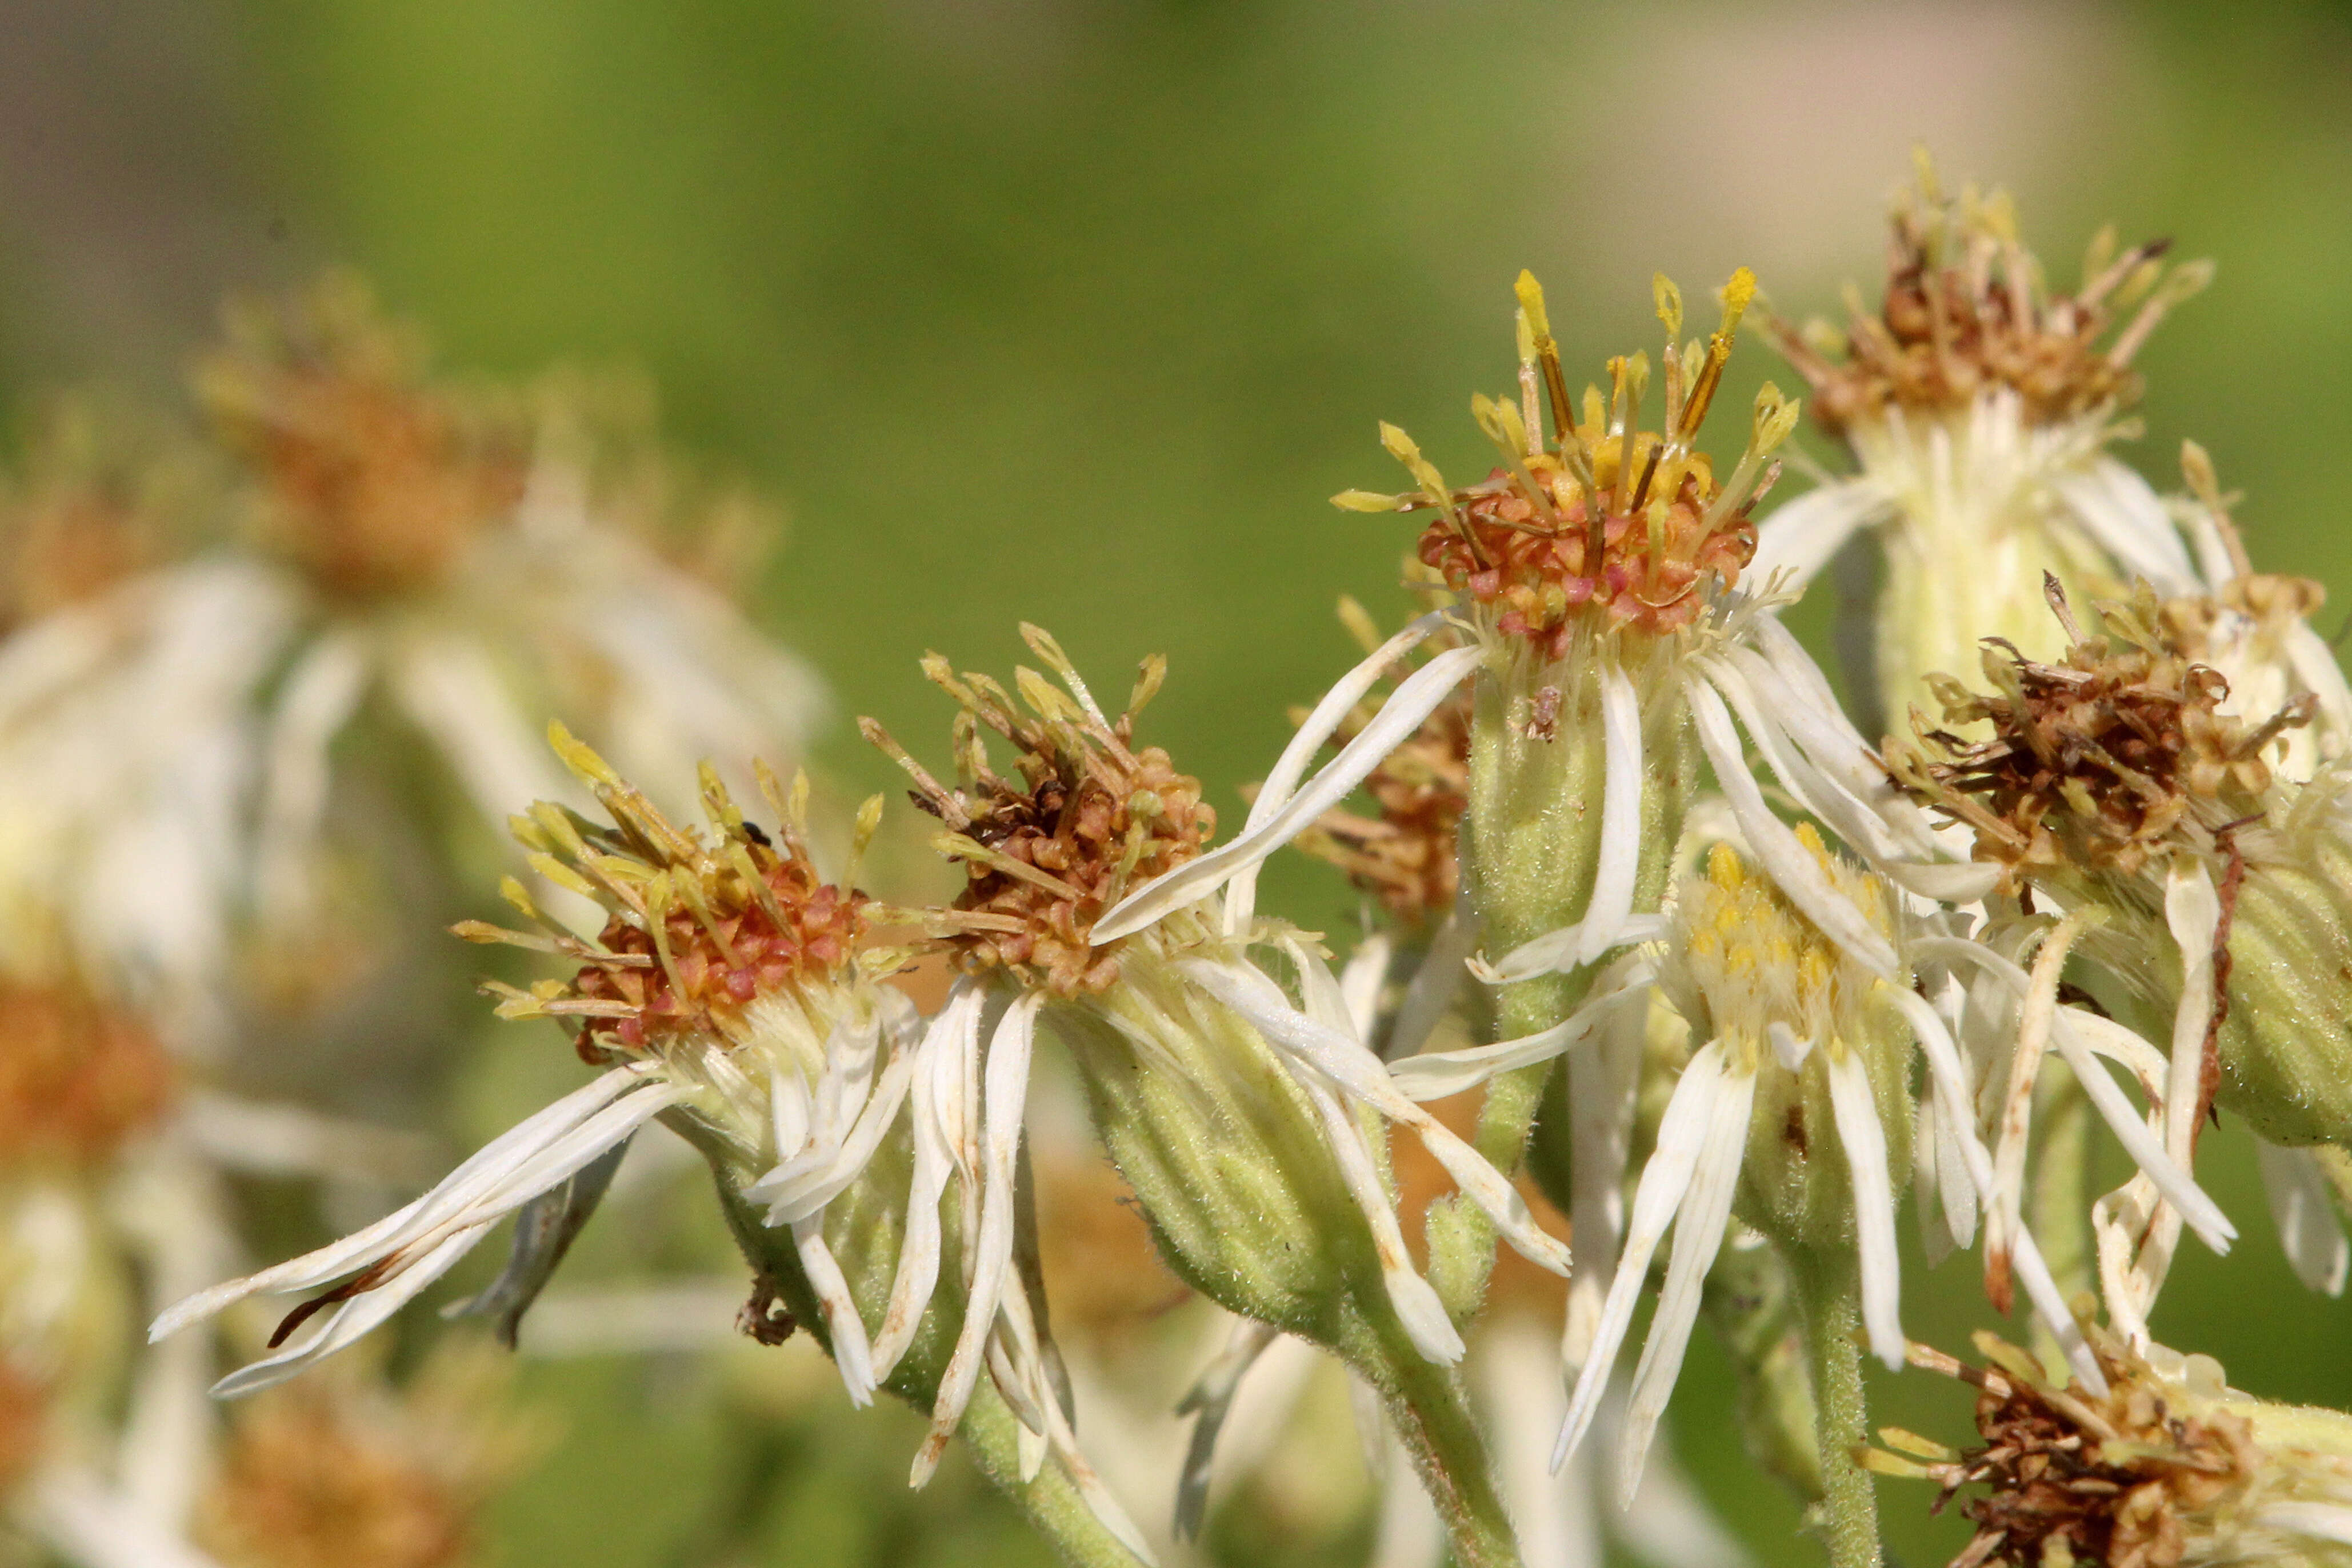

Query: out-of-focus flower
[
  {"left": 1754, "top": 158, "right": 2211, "bottom": 731},
  {"left": 197, "top": 1345, "right": 532, "bottom": 1568},
  {"left": 0, "top": 274, "right": 825, "bottom": 1038}
]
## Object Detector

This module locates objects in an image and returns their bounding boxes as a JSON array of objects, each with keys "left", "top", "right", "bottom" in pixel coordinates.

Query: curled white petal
[
  {"left": 793, "top": 1217, "right": 878, "bottom": 1407},
  {"left": 1223, "top": 609, "right": 1450, "bottom": 931},
  {"left": 1616, "top": 1053, "right": 1757, "bottom": 1506},
  {"left": 153, "top": 1067, "right": 673, "bottom": 1342},
  {"left": 1390, "top": 964, "right": 1654, "bottom": 1101},
  {"left": 1891, "top": 987, "right": 2105, "bottom": 1394},
  {"left": 913, "top": 993, "right": 1041, "bottom": 1486},
  {"left": 1575, "top": 665, "right": 1645, "bottom": 965},
  {"left": 2051, "top": 458, "right": 2198, "bottom": 595},
  {"left": 1094, "top": 645, "right": 1481, "bottom": 942},
  {"left": 2256, "top": 1140, "right": 2350, "bottom": 1297},
  {"left": 1747, "top": 481, "right": 1886, "bottom": 593}
]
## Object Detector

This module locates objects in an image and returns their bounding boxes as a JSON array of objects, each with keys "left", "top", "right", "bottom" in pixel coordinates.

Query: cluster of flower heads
[{"left": 141, "top": 161, "right": 2352, "bottom": 1568}]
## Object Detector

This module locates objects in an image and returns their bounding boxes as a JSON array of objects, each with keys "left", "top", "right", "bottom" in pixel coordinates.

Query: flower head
[
  {"left": 153, "top": 732, "right": 919, "bottom": 1414},
  {"left": 1868, "top": 1328, "right": 2352, "bottom": 1568},
  {"left": 1338, "top": 269, "right": 1791, "bottom": 657},
  {"left": 0, "top": 971, "right": 177, "bottom": 1175},
  {"left": 1772, "top": 161, "right": 2207, "bottom": 442},
  {"left": 868, "top": 623, "right": 1212, "bottom": 995},
  {"left": 198, "top": 1346, "right": 530, "bottom": 1568},
  {"left": 1749, "top": 159, "right": 2211, "bottom": 734},
  {"left": 1887, "top": 581, "right": 2298, "bottom": 893},
  {"left": 198, "top": 272, "right": 529, "bottom": 601}
]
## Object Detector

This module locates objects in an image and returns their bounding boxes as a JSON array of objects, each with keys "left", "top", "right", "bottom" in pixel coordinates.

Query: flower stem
[
  {"left": 1347, "top": 1311, "right": 1525, "bottom": 1568},
  {"left": 1786, "top": 1243, "right": 1882, "bottom": 1568}
]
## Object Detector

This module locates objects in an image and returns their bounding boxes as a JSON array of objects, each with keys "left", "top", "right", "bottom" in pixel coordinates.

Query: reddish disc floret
[
  {"left": 572, "top": 850, "right": 866, "bottom": 1059},
  {"left": 1417, "top": 455, "right": 1755, "bottom": 656}
]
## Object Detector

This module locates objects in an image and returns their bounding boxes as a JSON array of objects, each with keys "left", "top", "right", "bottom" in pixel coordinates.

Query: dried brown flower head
[
  {"left": 1337, "top": 270, "right": 1793, "bottom": 658},
  {"left": 1865, "top": 1327, "right": 2352, "bottom": 1568},
  {"left": 1885, "top": 581, "right": 2301, "bottom": 891},
  {"left": 458, "top": 727, "right": 867, "bottom": 1063},
  {"left": 869, "top": 625, "right": 1214, "bottom": 997},
  {"left": 0, "top": 973, "right": 175, "bottom": 1171},
  {"left": 1291, "top": 606, "right": 1470, "bottom": 926},
  {"left": 1771, "top": 158, "right": 2211, "bottom": 442},
  {"left": 197, "top": 273, "right": 529, "bottom": 600}
]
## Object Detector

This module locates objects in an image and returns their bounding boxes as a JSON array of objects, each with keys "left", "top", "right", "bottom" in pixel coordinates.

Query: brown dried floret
[
  {"left": 1338, "top": 270, "right": 1792, "bottom": 658},
  {"left": 1292, "top": 614, "right": 1471, "bottom": 926},
  {"left": 1864, "top": 1330, "right": 2269, "bottom": 1568},
  {"left": 1885, "top": 581, "right": 2301, "bottom": 891},
  {"left": 1771, "top": 161, "right": 2211, "bottom": 442},
  {"left": 0, "top": 973, "right": 176, "bottom": 1171},
  {"left": 869, "top": 625, "right": 1214, "bottom": 997},
  {"left": 198, "top": 272, "right": 530, "bottom": 600},
  {"left": 457, "top": 727, "right": 867, "bottom": 1063}
]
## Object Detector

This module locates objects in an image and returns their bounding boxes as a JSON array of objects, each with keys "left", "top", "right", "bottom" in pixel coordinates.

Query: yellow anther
[
  {"left": 1513, "top": 270, "right": 1553, "bottom": 345},
  {"left": 1654, "top": 273, "right": 1684, "bottom": 341},
  {"left": 1718, "top": 267, "right": 1758, "bottom": 341}
]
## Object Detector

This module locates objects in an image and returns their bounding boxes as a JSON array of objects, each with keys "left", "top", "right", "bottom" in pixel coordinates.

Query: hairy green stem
[
  {"left": 1787, "top": 1244, "right": 1882, "bottom": 1568},
  {"left": 1342, "top": 1312, "right": 1524, "bottom": 1568}
]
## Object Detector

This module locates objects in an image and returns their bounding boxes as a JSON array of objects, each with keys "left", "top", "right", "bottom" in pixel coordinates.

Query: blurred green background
[{"left": 6, "top": 2, "right": 2352, "bottom": 1564}]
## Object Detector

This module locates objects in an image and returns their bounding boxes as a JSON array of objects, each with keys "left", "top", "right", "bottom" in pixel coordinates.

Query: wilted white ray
[
  {"left": 2256, "top": 1141, "right": 2350, "bottom": 1297},
  {"left": 1553, "top": 1040, "right": 1725, "bottom": 1474},
  {"left": 1616, "top": 1053, "right": 1756, "bottom": 1505},
  {"left": 1824, "top": 1049, "right": 1905, "bottom": 1369},
  {"left": 1094, "top": 645, "right": 1481, "bottom": 941},
  {"left": 1222, "top": 608, "right": 1450, "bottom": 933},
  {"left": 1890, "top": 987, "right": 2104, "bottom": 1393},
  {"left": 1576, "top": 664, "right": 1646, "bottom": 966},
  {"left": 913, "top": 993, "right": 1041, "bottom": 1485},
  {"left": 1390, "top": 963, "right": 1654, "bottom": 1102}
]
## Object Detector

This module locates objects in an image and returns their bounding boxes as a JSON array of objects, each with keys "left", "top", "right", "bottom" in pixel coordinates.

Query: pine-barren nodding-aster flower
[
  {"left": 150, "top": 729, "right": 919, "bottom": 1415},
  {"left": 1886, "top": 584, "right": 2352, "bottom": 1158},
  {"left": 1866, "top": 1329, "right": 2352, "bottom": 1568},
  {"left": 1112, "top": 273, "right": 1948, "bottom": 1065},
  {"left": 873, "top": 630, "right": 1566, "bottom": 1466},
  {"left": 1754, "top": 157, "right": 2212, "bottom": 731},
  {"left": 1398, "top": 831, "right": 2125, "bottom": 1493}
]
